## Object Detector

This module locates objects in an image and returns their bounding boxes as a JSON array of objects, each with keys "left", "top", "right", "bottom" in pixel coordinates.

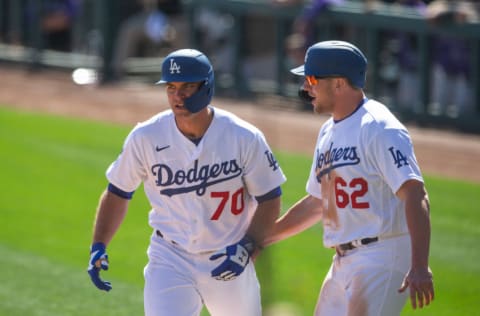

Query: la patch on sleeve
[{"left": 388, "top": 146, "right": 409, "bottom": 168}]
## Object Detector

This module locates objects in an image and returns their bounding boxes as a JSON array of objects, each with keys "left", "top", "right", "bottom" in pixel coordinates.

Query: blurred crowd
[
  {"left": 276, "top": 0, "right": 479, "bottom": 118},
  {"left": 0, "top": 0, "right": 479, "bottom": 118}
]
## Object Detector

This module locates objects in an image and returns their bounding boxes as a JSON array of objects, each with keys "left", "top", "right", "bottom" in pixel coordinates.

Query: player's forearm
[
  {"left": 246, "top": 196, "right": 281, "bottom": 249},
  {"left": 404, "top": 187, "right": 431, "bottom": 268},
  {"left": 92, "top": 190, "right": 129, "bottom": 246},
  {"left": 264, "top": 195, "right": 323, "bottom": 246}
]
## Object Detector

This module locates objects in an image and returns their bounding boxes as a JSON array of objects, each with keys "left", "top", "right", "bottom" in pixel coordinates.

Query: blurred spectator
[
  {"left": 192, "top": 7, "right": 235, "bottom": 82},
  {"left": 25, "top": 0, "right": 80, "bottom": 52},
  {"left": 426, "top": 0, "right": 478, "bottom": 117},
  {"left": 392, "top": 0, "right": 428, "bottom": 114},
  {"left": 271, "top": 0, "right": 346, "bottom": 109},
  {"left": 112, "top": 0, "right": 182, "bottom": 81},
  {"left": 274, "top": 0, "right": 345, "bottom": 66}
]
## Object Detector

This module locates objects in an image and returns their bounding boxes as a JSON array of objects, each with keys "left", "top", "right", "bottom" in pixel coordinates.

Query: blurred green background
[{"left": 1, "top": 106, "right": 479, "bottom": 315}]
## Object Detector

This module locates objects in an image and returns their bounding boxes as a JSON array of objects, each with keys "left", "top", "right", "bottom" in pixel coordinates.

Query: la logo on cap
[{"left": 169, "top": 59, "right": 181, "bottom": 74}]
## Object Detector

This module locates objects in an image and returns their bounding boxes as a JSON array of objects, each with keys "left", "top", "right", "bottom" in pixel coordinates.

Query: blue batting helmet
[
  {"left": 157, "top": 49, "right": 214, "bottom": 113},
  {"left": 290, "top": 40, "right": 367, "bottom": 88}
]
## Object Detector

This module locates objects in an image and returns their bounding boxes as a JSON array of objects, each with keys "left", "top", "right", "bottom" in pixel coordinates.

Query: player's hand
[
  {"left": 209, "top": 236, "right": 256, "bottom": 281},
  {"left": 398, "top": 266, "right": 434, "bottom": 309},
  {"left": 87, "top": 242, "right": 112, "bottom": 291}
]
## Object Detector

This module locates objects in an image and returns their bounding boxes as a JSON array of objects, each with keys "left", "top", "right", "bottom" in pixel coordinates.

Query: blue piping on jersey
[
  {"left": 255, "top": 186, "right": 282, "bottom": 203},
  {"left": 108, "top": 183, "right": 135, "bottom": 200}
]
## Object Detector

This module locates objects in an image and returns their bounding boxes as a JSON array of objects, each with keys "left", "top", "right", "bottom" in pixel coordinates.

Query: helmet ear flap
[{"left": 183, "top": 70, "right": 215, "bottom": 113}]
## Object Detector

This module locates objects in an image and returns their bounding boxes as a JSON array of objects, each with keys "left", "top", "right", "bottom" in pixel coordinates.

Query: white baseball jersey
[
  {"left": 306, "top": 98, "right": 423, "bottom": 248},
  {"left": 106, "top": 106, "right": 286, "bottom": 253}
]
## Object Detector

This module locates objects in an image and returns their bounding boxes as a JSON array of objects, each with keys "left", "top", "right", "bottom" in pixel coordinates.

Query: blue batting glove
[
  {"left": 209, "top": 236, "right": 256, "bottom": 281},
  {"left": 87, "top": 242, "right": 112, "bottom": 291}
]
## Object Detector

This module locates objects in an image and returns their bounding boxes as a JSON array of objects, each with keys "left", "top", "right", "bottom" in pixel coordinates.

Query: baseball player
[
  {"left": 87, "top": 48, "right": 286, "bottom": 316},
  {"left": 264, "top": 41, "right": 434, "bottom": 315}
]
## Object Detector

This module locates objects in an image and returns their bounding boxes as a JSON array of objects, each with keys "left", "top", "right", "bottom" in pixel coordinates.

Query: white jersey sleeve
[
  {"left": 106, "top": 123, "right": 149, "bottom": 193},
  {"left": 367, "top": 126, "right": 423, "bottom": 194},
  {"left": 242, "top": 127, "right": 283, "bottom": 197}
]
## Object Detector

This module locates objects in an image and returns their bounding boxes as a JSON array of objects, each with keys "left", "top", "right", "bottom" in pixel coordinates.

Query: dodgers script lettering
[
  {"left": 316, "top": 142, "right": 361, "bottom": 182},
  {"left": 151, "top": 159, "right": 242, "bottom": 196}
]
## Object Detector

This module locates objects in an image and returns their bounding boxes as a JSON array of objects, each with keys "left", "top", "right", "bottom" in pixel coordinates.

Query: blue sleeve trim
[
  {"left": 255, "top": 186, "right": 282, "bottom": 203},
  {"left": 108, "top": 183, "right": 134, "bottom": 200}
]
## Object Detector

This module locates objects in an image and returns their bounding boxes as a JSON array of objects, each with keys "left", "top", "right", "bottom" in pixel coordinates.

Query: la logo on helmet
[{"left": 169, "top": 59, "right": 181, "bottom": 74}]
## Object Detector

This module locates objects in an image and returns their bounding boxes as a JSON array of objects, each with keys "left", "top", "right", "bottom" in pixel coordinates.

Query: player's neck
[
  {"left": 175, "top": 107, "right": 214, "bottom": 140},
  {"left": 332, "top": 91, "right": 364, "bottom": 121}
]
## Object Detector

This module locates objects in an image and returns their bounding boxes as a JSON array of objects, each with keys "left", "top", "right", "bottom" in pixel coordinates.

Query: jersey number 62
[{"left": 335, "top": 177, "right": 370, "bottom": 209}]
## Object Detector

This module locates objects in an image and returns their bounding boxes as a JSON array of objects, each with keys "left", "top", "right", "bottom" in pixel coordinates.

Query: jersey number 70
[{"left": 210, "top": 188, "right": 245, "bottom": 220}]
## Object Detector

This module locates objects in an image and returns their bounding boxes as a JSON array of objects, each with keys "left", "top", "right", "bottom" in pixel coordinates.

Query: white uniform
[
  {"left": 306, "top": 98, "right": 423, "bottom": 315},
  {"left": 106, "top": 107, "right": 286, "bottom": 316}
]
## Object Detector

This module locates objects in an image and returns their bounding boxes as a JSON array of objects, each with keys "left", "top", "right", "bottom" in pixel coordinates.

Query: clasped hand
[{"left": 209, "top": 236, "right": 256, "bottom": 281}]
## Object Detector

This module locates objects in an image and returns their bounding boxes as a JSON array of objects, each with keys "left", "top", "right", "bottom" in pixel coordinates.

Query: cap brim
[
  {"left": 155, "top": 79, "right": 166, "bottom": 85},
  {"left": 290, "top": 65, "right": 305, "bottom": 76}
]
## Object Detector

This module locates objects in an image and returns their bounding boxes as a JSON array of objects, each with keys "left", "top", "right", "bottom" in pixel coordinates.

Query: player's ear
[
  {"left": 331, "top": 77, "right": 344, "bottom": 91},
  {"left": 336, "top": 77, "right": 351, "bottom": 91}
]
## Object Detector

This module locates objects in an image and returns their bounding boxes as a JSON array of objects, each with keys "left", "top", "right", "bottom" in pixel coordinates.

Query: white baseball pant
[
  {"left": 315, "top": 234, "right": 411, "bottom": 316},
  {"left": 144, "top": 232, "right": 262, "bottom": 316}
]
